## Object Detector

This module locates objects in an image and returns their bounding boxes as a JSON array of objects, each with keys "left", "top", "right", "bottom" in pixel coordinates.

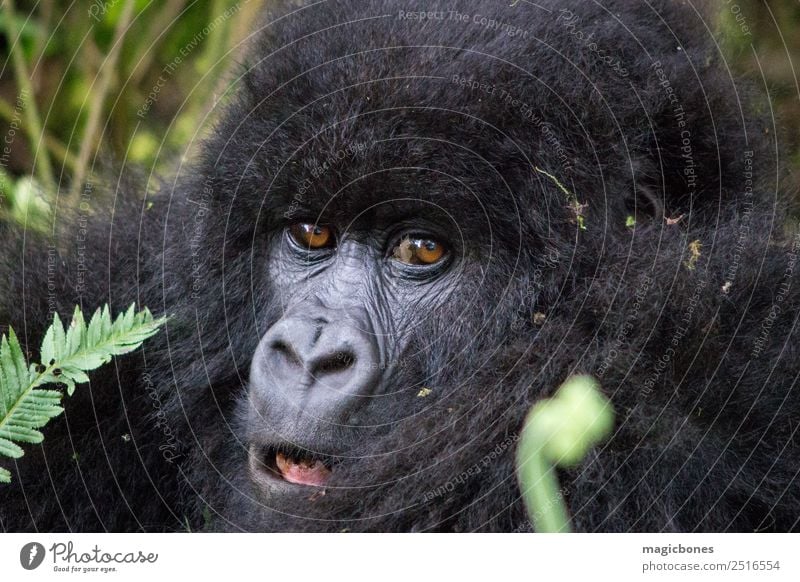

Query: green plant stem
[
  {"left": 197, "top": 0, "right": 234, "bottom": 74},
  {"left": 2, "top": 0, "right": 57, "bottom": 193},
  {"left": 128, "top": 0, "right": 187, "bottom": 88},
  {"left": 173, "top": 0, "right": 238, "bottom": 141},
  {"left": 517, "top": 433, "right": 571, "bottom": 533},
  {"left": 29, "top": 0, "right": 52, "bottom": 92},
  {"left": 0, "top": 98, "right": 77, "bottom": 172},
  {"left": 66, "top": 0, "right": 136, "bottom": 204}
]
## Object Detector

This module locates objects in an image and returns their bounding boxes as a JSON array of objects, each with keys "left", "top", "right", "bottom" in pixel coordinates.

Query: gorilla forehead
[
  {"left": 260, "top": 160, "right": 522, "bottom": 236},
  {"left": 209, "top": 0, "right": 719, "bottom": 243}
]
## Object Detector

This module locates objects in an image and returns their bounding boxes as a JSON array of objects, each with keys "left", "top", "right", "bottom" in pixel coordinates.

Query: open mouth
[{"left": 248, "top": 443, "right": 336, "bottom": 489}]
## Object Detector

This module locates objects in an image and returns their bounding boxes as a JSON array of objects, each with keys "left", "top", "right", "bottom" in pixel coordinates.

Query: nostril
[
  {"left": 270, "top": 340, "right": 303, "bottom": 367},
  {"left": 314, "top": 351, "right": 355, "bottom": 375}
]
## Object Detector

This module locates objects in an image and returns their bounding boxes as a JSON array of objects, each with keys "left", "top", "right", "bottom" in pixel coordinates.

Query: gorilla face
[
  {"left": 185, "top": 60, "right": 544, "bottom": 525},
  {"left": 246, "top": 205, "right": 464, "bottom": 498},
  {"left": 232, "top": 131, "right": 532, "bottom": 507}
]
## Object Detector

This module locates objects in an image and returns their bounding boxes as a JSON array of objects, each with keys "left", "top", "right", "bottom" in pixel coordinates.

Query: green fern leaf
[{"left": 0, "top": 304, "right": 166, "bottom": 483}]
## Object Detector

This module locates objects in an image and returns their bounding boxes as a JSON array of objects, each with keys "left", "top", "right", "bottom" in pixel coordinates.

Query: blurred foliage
[
  {"left": 0, "top": 0, "right": 798, "bottom": 231},
  {"left": 516, "top": 375, "right": 614, "bottom": 532},
  {"left": 0, "top": 0, "right": 265, "bottom": 229},
  {"left": 718, "top": 0, "right": 800, "bottom": 186}
]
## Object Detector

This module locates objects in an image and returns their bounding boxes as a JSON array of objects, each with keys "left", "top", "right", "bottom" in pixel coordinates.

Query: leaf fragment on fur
[
  {"left": 685, "top": 239, "right": 702, "bottom": 270},
  {"left": 534, "top": 166, "right": 587, "bottom": 230}
]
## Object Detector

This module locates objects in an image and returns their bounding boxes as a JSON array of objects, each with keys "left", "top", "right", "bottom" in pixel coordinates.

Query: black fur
[{"left": 2, "top": 0, "right": 799, "bottom": 532}]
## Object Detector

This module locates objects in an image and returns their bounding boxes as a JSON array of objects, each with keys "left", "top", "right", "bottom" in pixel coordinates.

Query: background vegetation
[
  {"left": 0, "top": 0, "right": 798, "bottom": 230},
  {"left": 0, "top": 0, "right": 267, "bottom": 228}
]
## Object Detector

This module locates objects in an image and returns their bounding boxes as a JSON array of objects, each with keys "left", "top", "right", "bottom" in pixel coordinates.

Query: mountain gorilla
[{"left": 2, "top": 0, "right": 799, "bottom": 532}]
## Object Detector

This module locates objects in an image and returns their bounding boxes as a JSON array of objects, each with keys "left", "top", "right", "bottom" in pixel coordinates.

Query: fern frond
[{"left": 0, "top": 304, "right": 166, "bottom": 483}]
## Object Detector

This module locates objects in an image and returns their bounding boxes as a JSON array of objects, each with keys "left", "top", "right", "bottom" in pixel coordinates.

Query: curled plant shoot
[{"left": 516, "top": 375, "right": 615, "bottom": 532}]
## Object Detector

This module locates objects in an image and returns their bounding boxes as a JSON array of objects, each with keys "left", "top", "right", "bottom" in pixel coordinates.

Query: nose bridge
[
  {"left": 314, "top": 244, "right": 372, "bottom": 310},
  {"left": 284, "top": 297, "right": 368, "bottom": 342},
  {"left": 270, "top": 316, "right": 320, "bottom": 359}
]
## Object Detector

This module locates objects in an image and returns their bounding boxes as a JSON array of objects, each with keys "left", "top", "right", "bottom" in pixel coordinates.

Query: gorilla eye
[
  {"left": 391, "top": 236, "right": 447, "bottom": 265},
  {"left": 289, "top": 223, "right": 335, "bottom": 249}
]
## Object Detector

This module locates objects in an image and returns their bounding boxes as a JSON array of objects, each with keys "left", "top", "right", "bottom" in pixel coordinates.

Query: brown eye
[
  {"left": 392, "top": 236, "right": 447, "bottom": 265},
  {"left": 290, "top": 223, "right": 334, "bottom": 249}
]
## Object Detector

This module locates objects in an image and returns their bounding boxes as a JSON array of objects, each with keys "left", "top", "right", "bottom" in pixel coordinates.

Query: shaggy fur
[{"left": 2, "top": 0, "right": 799, "bottom": 532}]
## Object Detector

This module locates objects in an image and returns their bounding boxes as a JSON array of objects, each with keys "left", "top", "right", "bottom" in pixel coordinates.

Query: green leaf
[
  {"left": 0, "top": 303, "right": 167, "bottom": 483},
  {"left": 40, "top": 312, "right": 64, "bottom": 366},
  {"left": 65, "top": 306, "right": 85, "bottom": 355},
  {"left": 0, "top": 438, "right": 25, "bottom": 458}
]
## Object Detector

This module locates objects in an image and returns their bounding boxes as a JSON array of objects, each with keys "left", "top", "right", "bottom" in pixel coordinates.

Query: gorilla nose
[
  {"left": 251, "top": 314, "right": 382, "bottom": 416},
  {"left": 270, "top": 338, "right": 357, "bottom": 379},
  {"left": 309, "top": 349, "right": 356, "bottom": 376}
]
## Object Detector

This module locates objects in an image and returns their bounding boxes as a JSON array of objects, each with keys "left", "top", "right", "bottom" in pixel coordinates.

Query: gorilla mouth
[
  {"left": 249, "top": 444, "right": 334, "bottom": 489},
  {"left": 275, "top": 450, "right": 332, "bottom": 486}
]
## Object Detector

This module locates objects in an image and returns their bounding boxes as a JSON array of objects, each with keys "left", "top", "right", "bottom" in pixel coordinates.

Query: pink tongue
[{"left": 276, "top": 452, "right": 331, "bottom": 486}]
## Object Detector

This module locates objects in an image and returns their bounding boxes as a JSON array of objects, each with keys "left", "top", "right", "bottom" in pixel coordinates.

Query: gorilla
[{"left": 2, "top": 0, "right": 799, "bottom": 532}]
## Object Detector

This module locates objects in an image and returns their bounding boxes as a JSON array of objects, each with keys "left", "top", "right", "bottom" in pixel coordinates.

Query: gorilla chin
[{"left": 1, "top": 0, "right": 799, "bottom": 533}]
